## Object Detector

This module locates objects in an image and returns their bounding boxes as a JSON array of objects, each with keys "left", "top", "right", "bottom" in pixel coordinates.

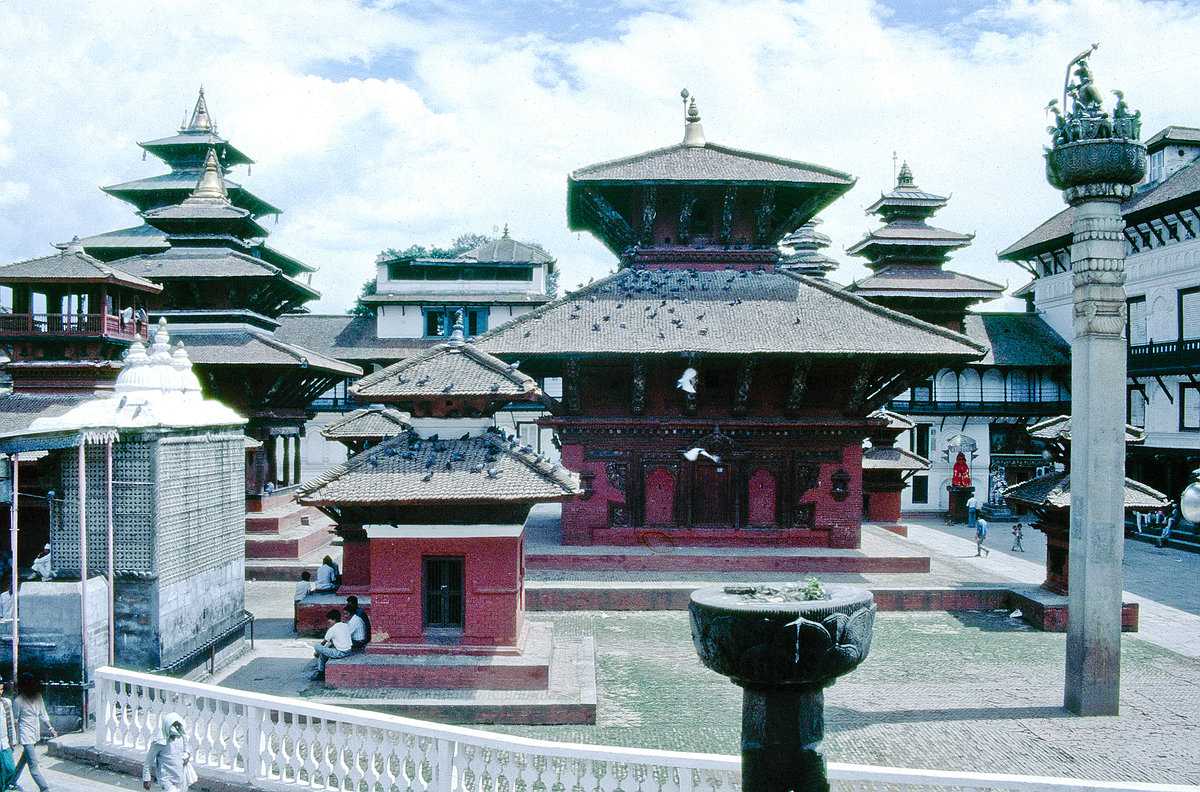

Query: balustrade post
[
  {"left": 436, "top": 737, "right": 454, "bottom": 792},
  {"left": 94, "top": 673, "right": 107, "bottom": 751},
  {"left": 243, "top": 704, "right": 262, "bottom": 783}
]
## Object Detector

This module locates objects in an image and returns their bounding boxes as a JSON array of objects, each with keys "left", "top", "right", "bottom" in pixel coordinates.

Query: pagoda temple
[
  {"left": 846, "top": 163, "right": 1003, "bottom": 332},
  {"left": 477, "top": 96, "right": 986, "bottom": 548},
  {"left": 0, "top": 89, "right": 360, "bottom": 491}
]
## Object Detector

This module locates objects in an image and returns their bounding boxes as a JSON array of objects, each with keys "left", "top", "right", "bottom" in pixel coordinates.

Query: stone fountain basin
[{"left": 690, "top": 584, "right": 875, "bottom": 688}]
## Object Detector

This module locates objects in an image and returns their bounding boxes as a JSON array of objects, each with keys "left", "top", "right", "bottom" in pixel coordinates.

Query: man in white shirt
[
  {"left": 346, "top": 610, "right": 367, "bottom": 652},
  {"left": 311, "top": 609, "right": 352, "bottom": 681},
  {"left": 31, "top": 544, "right": 53, "bottom": 580},
  {"left": 966, "top": 495, "right": 979, "bottom": 528}
]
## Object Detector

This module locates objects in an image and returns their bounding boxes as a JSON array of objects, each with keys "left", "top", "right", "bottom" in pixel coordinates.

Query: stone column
[
  {"left": 1064, "top": 191, "right": 1129, "bottom": 716},
  {"left": 1043, "top": 52, "right": 1146, "bottom": 715}
]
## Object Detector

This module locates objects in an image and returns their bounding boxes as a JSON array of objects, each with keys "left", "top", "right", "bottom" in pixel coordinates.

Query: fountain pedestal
[{"left": 690, "top": 584, "right": 875, "bottom": 792}]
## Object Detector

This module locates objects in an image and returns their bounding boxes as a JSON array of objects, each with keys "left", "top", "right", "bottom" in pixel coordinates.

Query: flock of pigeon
[{"left": 359, "top": 426, "right": 562, "bottom": 485}]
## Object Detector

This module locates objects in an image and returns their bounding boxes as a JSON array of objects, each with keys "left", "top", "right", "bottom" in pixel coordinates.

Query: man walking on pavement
[
  {"left": 966, "top": 494, "right": 979, "bottom": 528},
  {"left": 975, "top": 518, "right": 989, "bottom": 556}
]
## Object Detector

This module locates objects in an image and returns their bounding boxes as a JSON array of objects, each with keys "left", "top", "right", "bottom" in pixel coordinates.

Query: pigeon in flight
[
  {"left": 676, "top": 367, "right": 698, "bottom": 394},
  {"left": 683, "top": 447, "right": 721, "bottom": 463}
]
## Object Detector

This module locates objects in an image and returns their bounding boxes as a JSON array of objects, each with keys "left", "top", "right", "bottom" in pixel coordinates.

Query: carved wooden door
[
  {"left": 644, "top": 466, "right": 676, "bottom": 525},
  {"left": 693, "top": 463, "right": 730, "bottom": 525}
]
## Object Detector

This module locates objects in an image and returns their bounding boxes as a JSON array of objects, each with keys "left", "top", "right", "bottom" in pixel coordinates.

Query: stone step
[
  {"left": 245, "top": 544, "right": 341, "bottom": 581},
  {"left": 524, "top": 550, "right": 929, "bottom": 574},
  {"left": 245, "top": 521, "right": 335, "bottom": 560}
]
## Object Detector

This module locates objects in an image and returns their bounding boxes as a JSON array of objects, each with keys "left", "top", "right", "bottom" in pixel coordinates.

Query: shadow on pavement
[
  {"left": 219, "top": 656, "right": 315, "bottom": 698},
  {"left": 947, "top": 610, "right": 1035, "bottom": 632},
  {"left": 253, "top": 617, "right": 299, "bottom": 640}
]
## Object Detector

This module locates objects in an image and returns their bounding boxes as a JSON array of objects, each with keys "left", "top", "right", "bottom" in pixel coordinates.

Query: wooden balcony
[
  {"left": 887, "top": 399, "right": 1071, "bottom": 417},
  {"left": 1128, "top": 339, "right": 1200, "bottom": 376},
  {"left": 0, "top": 312, "right": 148, "bottom": 341}
]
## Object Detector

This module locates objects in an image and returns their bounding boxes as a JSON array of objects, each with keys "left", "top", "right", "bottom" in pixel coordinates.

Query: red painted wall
[{"left": 366, "top": 531, "right": 524, "bottom": 651}]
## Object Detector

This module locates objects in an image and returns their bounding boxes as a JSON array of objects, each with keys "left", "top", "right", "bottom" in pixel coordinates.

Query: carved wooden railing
[
  {"left": 94, "top": 667, "right": 1196, "bottom": 792},
  {"left": 0, "top": 312, "right": 146, "bottom": 340}
]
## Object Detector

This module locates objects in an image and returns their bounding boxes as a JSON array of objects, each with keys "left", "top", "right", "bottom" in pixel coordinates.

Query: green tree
[{"left": 350, "top": 234, "right": 498, "bottom": 316}]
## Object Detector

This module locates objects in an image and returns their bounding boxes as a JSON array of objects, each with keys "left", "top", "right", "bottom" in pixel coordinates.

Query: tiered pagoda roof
[
  {"left": 846, "top": 163, "right": 1002, "bottom": 326},
  {"left": 777, "top": 218, "right": 839, "bottom": 276},
  {"left": 0, "top": 240, "right": 160, "bottom": 293},
  {"left": 566, "top": 97, "right": 856, "bottom": 260}
]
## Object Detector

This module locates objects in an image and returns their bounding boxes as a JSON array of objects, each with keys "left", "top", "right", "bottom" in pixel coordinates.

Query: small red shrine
[
  {"left": 296, "top": 319, "right": 581, "bottom": 695},
  {"left": 861, "top": 409, "right": 929, "bottom": 526},
  {"left": 477, "top": 96, "right": 985, "bottom": 548}
]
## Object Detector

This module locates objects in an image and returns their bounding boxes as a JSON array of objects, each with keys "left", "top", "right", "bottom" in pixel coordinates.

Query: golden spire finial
[
  {"left": 191, "top": 147, "right": 228, "bottom": 201},
  {"left": 681, "top": 88, "right": 706, "bottom": 147},
  {"left": 185, "top": 86, "right": 214, "bottom": 132}
]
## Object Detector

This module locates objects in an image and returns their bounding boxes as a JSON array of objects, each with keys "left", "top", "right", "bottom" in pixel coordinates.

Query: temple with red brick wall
[
  {"left": 477, "top": 96, "right": 985, "bottom": 548},
  {"left": 294, "top": 318, "right": 585, "bottom": 712}
]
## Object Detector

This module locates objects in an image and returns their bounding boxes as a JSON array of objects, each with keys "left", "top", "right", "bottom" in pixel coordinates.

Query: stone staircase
[{"left": 244, "top": 489, "right": 340, "bottom": 580}]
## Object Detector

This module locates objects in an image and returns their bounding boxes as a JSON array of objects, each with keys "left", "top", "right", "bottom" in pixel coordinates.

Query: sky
[{"left": 2, "top": 0, "right": 1199, "bottom": 315}]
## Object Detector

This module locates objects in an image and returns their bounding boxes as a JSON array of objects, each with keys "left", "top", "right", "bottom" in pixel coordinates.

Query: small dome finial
[
  {"left": 502, "top": 223, "right": 510, "bottom": 238},
  {"left": 681, "top": 88, "right": 706, "bottom": 147}
]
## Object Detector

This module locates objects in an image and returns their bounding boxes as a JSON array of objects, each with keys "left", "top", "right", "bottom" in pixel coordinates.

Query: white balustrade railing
[{"left": 94, "top": 667, "right": 1197, "bottom": 792}]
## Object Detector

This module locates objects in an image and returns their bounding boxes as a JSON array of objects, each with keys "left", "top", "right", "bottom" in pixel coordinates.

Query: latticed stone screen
[
  {"left": 54, "top": 430, "right": 244, "bottom": 582},
  {"left": 55, "top": 439, "right": 155, "bottom": 574}
]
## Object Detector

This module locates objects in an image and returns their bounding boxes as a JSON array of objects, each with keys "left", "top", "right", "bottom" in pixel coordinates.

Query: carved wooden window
[
  {"left": 1127, "top": 386, "right": 1146, "bottom": 428},
  {"left": 1127, "top": 297, "right": 1146, "bottom": 347},
  {"left": 644, "top": 466, "right": 676, "bottom": 525},
  {"left": 1180, "top": 384, "right": 1200, "bottom": 431},
  {"left": 911, "top": 475, "right": 929, "bottom": 504},
  {"left": 1179, "top": 288, "right": 1200, "bottom": 341},
  {"left": 747, "top": 468, "right": 777, "bottom": 526}
]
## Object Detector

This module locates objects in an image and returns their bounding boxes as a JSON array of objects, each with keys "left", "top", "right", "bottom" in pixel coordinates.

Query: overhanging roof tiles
[
  {"left": 176, "top": 330, "right": 362, "bottom": 376},
  {"left": 862, "top": 446, "right": 929, "bottom": 471},
  {"left": 961, "top": 313, "right": 1070, "bottom": 367},
  {"left": 1002, "top": 471, "right": 1167, "bottom": 510},
  {"left": 321, "top": 408, "right": 411, "bottom": 440},
  {"left": 0, "top": 250, "right": 161, "bottom": 292},
  {"left": 296, "top": 433, "right": 580, "bottom": 505},
  {"left": 570, "top": 142, "right": 854, "bottom": 185},
  {"left": 848, "top": 267, "right": 1004, "bottom": 299},
  {"left": 476, "top": 268, "right": 985, "bottom": 358},
  {"left": 273, "top": 314, "right": 437, "bottom": 364},
  {"left": 352, "top": 341, "right": 541, "bottom": 401}
]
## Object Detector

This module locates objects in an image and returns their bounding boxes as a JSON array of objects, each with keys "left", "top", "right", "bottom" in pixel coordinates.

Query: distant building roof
[
  {"left": 461, "top": 234, "right": 554, "bottom": 264},
  {"left": 847, "top": 266, "right": 1004, "bottom": 301},
  {"left": 321, "top": 407, "right": 411, "bottom": 441},
  {"left": 960, "top": 313, "right": 1070, "bottom": 367},
  {"left": 1002, "top": 471, "right": 1167, "bottom": 511},
  {"left": 177, "top": 330, "right": 362, "bottom": 376},
  {"left": 352, "top": 333, "right": 541, "bottom": 402},
  {"left": 296, "top": 433, "right": 580, "bottom": 506},
  {"left": 1027, "top": 414, "right": 1145, "bottom": 445},
  {"left": 477, "top": 268, "right": 985, "bottom": 358},
  {"left": 273, "top": 314, "right": 436, "bottom": 365},
  {"left": 1000, "top": 155, "right": 1200, "bottom": 261},
  {"left": 1145, "top": 125, "right": 1200, "bottom": 153},
  {"left": 0, "top": 393, "right": 91, "bottom": 436},
  {"left": 862, "top": 446, "right": 929, "bottom": 471}
]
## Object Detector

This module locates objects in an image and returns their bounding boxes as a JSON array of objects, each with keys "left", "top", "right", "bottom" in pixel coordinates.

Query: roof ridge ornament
[
  {"left": 185, "top": 86, "right": 214, "bottom": 133},
  {"left": 681, "top": 88, "right": 706, "bottom": 147},
  {"left": 65, "top": 236, "right": 85, "bottom": 255},
  {"left": 447, "top": 309, "right": 466, "bottom": 348}
]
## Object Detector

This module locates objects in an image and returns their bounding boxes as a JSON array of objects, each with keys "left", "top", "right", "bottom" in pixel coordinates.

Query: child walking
[{"left": 1012, "top": 523, "right": 1025, "bottom": 552}]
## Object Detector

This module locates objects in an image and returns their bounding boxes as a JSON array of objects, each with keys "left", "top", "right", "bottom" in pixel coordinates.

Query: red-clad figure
[{"left": 951, "top": 452, "right": 971, "bottom": 488}]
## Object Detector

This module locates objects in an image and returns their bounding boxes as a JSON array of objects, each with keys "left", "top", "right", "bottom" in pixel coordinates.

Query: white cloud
[{"left": 0, "top": 0, "right": 1198, "bottom": 313}]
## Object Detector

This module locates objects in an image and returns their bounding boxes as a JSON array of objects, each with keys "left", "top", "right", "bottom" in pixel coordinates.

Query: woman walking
[
  {"left": 143, "top": 712, "right": 193, "bottom": 791},
  {"left": 12, "top": 672, "right": 56, "bottom": 791},
  {"left": 0, "top": 675, "right": 17, "bottom": 791}
]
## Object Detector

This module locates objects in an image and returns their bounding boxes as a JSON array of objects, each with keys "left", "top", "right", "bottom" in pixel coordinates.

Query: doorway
[{"left": 423, "top": 557, "right": 464, "bottom": 630}]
